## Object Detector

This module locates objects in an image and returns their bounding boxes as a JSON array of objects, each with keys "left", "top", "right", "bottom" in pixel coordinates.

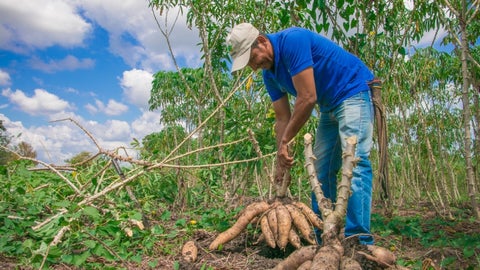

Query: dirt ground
[
  {"left": 154, "top": 222, "right": 478, "bottom": 270},
  {"left": 2, "top": 206, "right": 479, "bottom": 270}
]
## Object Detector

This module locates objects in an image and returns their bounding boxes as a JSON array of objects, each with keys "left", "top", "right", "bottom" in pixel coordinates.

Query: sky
[
  {"left": 0, "top": 0, "right": 202, "bottom": 164},
  {"left": 0, "top": 0, "right": 456, "bottom": 165}
]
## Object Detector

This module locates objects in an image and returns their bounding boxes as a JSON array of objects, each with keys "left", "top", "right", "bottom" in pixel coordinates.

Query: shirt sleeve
[
  {"left": 281, "top": 30, "right": 313, "bottom": 76},
  {"left": 263, "top": 71, "right": 286, "bottom": 102}
]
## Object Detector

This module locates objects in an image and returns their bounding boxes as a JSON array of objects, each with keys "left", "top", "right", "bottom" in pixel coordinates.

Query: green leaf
[
  {"left": 84, "top": 239, "right": 96, "bottom": 248},
  {"left": 62, "top": 254, "right": 73, "bottom": 264},
  {"left": 129, "top": 211, "right": 143, "bottom": 221},
  {"left": 463, "top": 247, "right": 474, "bottom": 258},
  {"left": 53, "top": 200, "right": 71, "bottom": 208},
  {"left": 72, "top": 251, "right": 91, "bottom": 266},
  {"left": 175, "top": 218, "right": 186, "bottom": 227},
  {"left": 351, "top": 18, "right": 358, "bottom": 28},
  {"left": 48, "top": 246, "right": 62, "bottom": 257},
  {"left": 152, "top": 225, "right": 164, "bottom": 235},
  {"left": 131, "top": 254, "right": 143, "bottom": 263},
  {"left": 22, "top": 239, "right": 34, "bottom": 249},
  {"left": 161, "top": 210, "right": 171, "bottom": 221},
  {"left": 148, "top": 260, "right": 159, "bottom": 268},
  {"left": 16, "top": 186, "right": 25, "bottom": 195},
  {"left": 82, "top": 206, "right": 100, "bottom": 219}
]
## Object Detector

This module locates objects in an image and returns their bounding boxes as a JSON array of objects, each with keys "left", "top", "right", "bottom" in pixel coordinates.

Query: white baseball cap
[{"left": 227, "top": 23, "right": 259, "bottom": 72}]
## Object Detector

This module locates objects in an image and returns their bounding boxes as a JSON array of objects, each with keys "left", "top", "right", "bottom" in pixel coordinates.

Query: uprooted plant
[
  {"left": 208, "top": 130, "right": 324, "bottom": 251},
  {"left": 272, "top": 134, "right": 403, "bottom": 270},
  {"left": 209, "top": 133, "right": 403, "bottom": 270}
]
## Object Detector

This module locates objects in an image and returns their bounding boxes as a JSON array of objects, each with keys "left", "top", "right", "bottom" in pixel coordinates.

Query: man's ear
[{"left": 257, "top": 35, "right": 268, "bottom": 44}]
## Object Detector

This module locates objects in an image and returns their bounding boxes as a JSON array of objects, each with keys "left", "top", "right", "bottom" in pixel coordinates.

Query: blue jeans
[{"left": 312, "top": 90, "right": 374, "bottom": 245}]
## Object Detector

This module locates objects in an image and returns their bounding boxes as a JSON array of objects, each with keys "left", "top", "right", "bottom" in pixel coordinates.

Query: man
[{"left": 227, "top": 23, "right": 375, "bottom": 245}]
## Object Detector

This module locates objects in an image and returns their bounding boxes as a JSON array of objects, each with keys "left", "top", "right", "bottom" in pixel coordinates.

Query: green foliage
[
  {"left": 0, "top": 120, "right": 14, "bottom": 165},
  {"left": 0, "top": 159, "right": 179, "bottom": 268},
  {"left": 0, "top": 151, "right": 250, "bottom": 268},
  {"left": 2, "top": 0, "right": 480, "bottom": 268},
  {"left": 146, "top": 0, "right": 480, "bottom": 208},
  {"left": 141, "top": 125, "right": 189, "bottom": 160},
  {"left": 65, "top": 151, "right": 93, "bottom": 166},
  {"left": 372, "top": 213, "right": 480, "bottom": 268}
]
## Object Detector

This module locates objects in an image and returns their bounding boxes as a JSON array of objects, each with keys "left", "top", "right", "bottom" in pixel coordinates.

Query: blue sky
[
  {"left": 0, "top": 0, "right": 457, "bottom": 165},
  {"left": 0, "top": 0, "right": 201, "bottom": 164}
]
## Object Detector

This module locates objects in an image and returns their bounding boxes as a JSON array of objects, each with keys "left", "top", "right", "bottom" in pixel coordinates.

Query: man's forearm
[
  {"left": 275, "top": 119, "right": 289, "bottom": 149},
  {"left": 280, "top": 98, "right": 315, "bottom": 146}
]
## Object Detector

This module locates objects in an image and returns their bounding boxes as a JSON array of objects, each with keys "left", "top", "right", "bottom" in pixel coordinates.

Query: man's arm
[
  {"left": 276, "top": 67, "right": 317, "bottom": 168},
  {"left": 272, "top": 95, "right": 291, "bottom": 149},
  {"left": 272, "top": 94, "right": 291, "bottom": 183}
]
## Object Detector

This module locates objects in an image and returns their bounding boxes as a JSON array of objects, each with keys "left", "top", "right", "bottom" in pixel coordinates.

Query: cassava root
[{"left": 209, "top": 198, "right": 323, "bottom": 251}]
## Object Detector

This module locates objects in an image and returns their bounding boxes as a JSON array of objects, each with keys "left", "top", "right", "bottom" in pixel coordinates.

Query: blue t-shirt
[{"left": 263, "top": 27, "right": 374, "bottom": 112}]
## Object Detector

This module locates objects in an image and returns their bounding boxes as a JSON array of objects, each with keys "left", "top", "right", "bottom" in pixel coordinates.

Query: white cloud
[
  {"left": 104, "top": 100, "right": 129, "bottom": 116},
  {"left": 2, "top": 88, "right": 71, "bottom": 116},
  {"left": 0, "top": 70, "right": 11, "bottom": 86},
  {"left": 0, "top": 0, "right": 202, "bottom": 70},
  {"left": 29, "top": 55, "right": 95, "bottom": 73},
  {"left": 85, "top": 103, "right": 99, "bottom": 114},
  {"left": 0, "top": 0, "right": 92, "bottom": 52},
  {"left": 65, "top": 87, "right": 80, "bottom": 94},
  {"left": 120, "top": 69, "right": 153, "bottom": 109},
  {"left": 85, "top": 99, "right": 129, "bottom": 116},
  {"left": 1, "top": 114, "right": 94, "bottom": 164},
  {"left": 0, "top": 112, "right": 159, "bottom": 165},
  {"left": 78, "top": 0, "right": 201, "bottom": 71},
  {"left": 131, "top": 111, "right": 163, "bottom": 139},
  {"left": 85, "top": 119, "right": 132, "bottom": 141}
]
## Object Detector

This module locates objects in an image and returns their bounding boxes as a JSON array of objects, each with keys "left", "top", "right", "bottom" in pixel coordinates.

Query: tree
[
  {"left": 0, "top": 120, "right": 13, "bottom": 165},
  {"left": 147, "top": 0, "right": 480, "bottom": 219},
  {"left": 65, "top": 151, "right": 93, "bottom": 166},
  {"left": 15, "top": 141, "right": 36, "bottom": 159},
  {"left": 438, "top": 0, "right": 480, "bottom": 219}
]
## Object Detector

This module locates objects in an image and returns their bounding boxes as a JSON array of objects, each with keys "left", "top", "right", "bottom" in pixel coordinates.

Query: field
[{"left": 1, "top": 196, "right": 478, "bottom": 270}]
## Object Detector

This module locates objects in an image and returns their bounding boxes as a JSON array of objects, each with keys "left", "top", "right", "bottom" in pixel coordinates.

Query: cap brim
[{"left": 231, "top": 47, "right": 251, "bottom": 73}]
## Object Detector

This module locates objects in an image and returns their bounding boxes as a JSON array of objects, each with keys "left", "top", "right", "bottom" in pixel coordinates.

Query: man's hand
[{"left": 277, "top": 142, "right": 294, "bottom": 168}]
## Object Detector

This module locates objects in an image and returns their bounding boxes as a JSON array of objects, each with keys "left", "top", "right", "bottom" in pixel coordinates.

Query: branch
[
  {"left": 30, "top": 72, "right": 255, "bottom": 230},
  {"left": 442, "top": 0, "right": 460, "bottom": 18},
  {"left": 51, "top": 118, "right": 101, "bottom": 150},
  {"left": 151, "top": 73, "right": 254, "bottom": 168},
  {"left": 151, "top": 6, "right": 200, "bottom": 105},
  {"left": 247, "top": 129, "right": 274, "bottom": 200},
  {"left": 39, "top": 225, "right": 70, "bottom": 270},
  {"left": 332, "top": 136, "right": 358, "bottom": 218},
  {"left": 303, "top": 133, "right": 333, "bottom": 218},
  {"left": 467, "top": 0, "right": 479, "bottom": 25},
  {"left": 155, "top": 153, "right": 276, "bottom": 169},
  {"left": 469, "top": 54, "right": 480, "bottom": 69},
  {"left": 1, "top": 145, "right": 81, "bottom": 195},
  {"left": 32, "top": 209, "right": 68, "bottom": 231},
  {"left": 304, "top": 134, "right": 358, "bottom": 238},
  {"left": 164, "top": 137, "right": 249, "bottom": 163}
]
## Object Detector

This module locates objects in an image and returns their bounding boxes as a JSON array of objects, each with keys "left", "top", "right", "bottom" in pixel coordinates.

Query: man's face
[{"left": 247, "top": 38, "right": 273, "bottom": 71}]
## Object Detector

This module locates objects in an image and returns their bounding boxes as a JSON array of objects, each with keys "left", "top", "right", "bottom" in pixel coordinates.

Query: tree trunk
[{"left": 459, "top": 0, "right": 480, "bottom": 219}]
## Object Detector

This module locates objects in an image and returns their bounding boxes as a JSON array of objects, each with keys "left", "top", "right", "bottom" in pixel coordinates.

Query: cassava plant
[
  {"left": 209, "top": 132, "right": 401, "bottom": 269},
  {"left": 208, "top": 130, "right": 324, "bottom": 251},
  {"left": 272, "top": 134, "right": 402, "bottom": 270}
]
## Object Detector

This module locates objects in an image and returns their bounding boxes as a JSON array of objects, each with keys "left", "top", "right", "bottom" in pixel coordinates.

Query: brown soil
[{"left": 1, "top": 206, "right": 479, "bottom": 270}]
